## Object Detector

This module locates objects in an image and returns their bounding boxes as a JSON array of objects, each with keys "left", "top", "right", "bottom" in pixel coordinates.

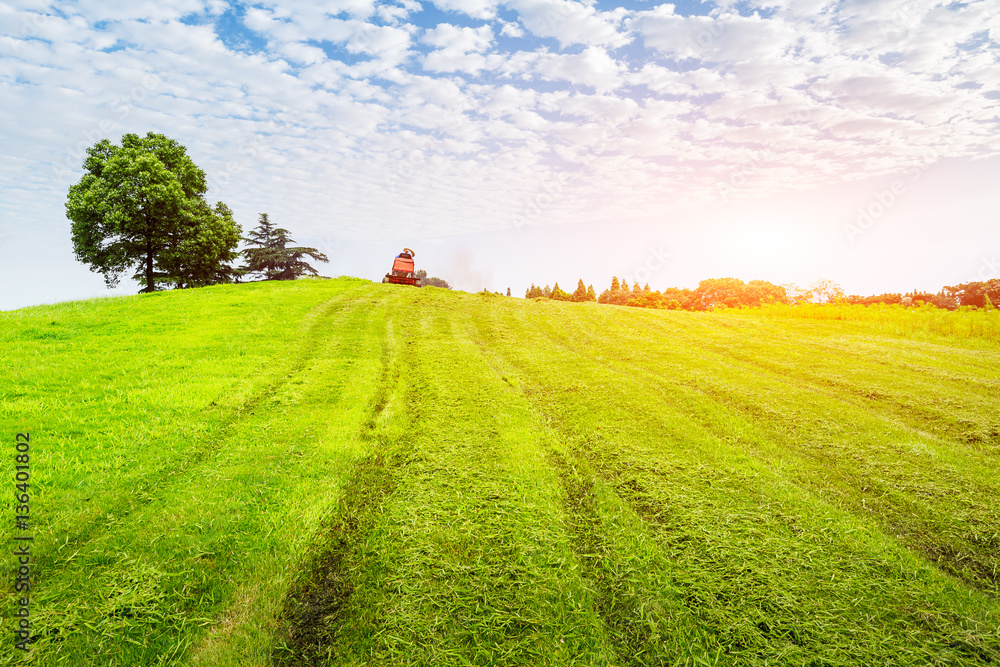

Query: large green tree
[
  {"left": 240, "top": 214, "right": 329, "bottom": 280},
  {"left": 66, "top": 132, "right": 241, "bottom": 292}
]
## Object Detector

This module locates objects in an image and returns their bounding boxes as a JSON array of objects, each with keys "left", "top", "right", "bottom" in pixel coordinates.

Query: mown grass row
[{"left": 4, "top": 280, "right": 1000, "bottom": 665}]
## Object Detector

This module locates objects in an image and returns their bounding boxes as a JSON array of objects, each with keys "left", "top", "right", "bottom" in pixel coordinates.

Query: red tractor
[{"left": 383, "top": 248, "right": 419, "bottom": 286}]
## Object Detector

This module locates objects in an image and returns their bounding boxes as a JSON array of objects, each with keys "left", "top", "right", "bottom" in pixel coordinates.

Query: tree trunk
[{"left": 144, "top": 241, "right": 154, "bottom": 293}]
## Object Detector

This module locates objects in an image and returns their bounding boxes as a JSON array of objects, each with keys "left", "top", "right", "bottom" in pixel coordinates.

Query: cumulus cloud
[
  {"left": 535, "top": 47, "right": 624, "bottom": 93},
  {"left": 429, "top": 0, "right": 498, "bottom": 20},
  {"left": 499, "top": 20, "right": 524, "bottom": 38},
  {"left": 421, "top": 23, "right": 496, "bottom": 73},
  {"left": 423, "top": 23, "right": 493, "bottom": 52},
  {"left": 505, "top": 0, "right": 630, "bottom": 48},
  {"left": 629, "top": 7, "right": 800, "bottom": 62}
]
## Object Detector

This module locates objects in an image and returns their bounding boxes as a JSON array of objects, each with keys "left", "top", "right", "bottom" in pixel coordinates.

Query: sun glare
[{"left": 728, "top": 223, "right": 800, "bottom": 256}]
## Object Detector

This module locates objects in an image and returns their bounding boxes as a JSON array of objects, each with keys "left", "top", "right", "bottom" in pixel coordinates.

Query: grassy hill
[{"left": 3, "top": 277, "right": 999, "bottom": 666}]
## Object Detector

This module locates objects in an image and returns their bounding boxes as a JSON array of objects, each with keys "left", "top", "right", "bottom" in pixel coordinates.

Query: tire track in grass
[
  {"left": 187, "top": 290, "right": 401, "bottom": 667},
  {"left": 286, "top": 290, "right": 622, "bottom": 666},
  {"left": 640, "top": 311, "right": 1000, "bottom": 466},
  {"left": 486, "top": 311, "right": 842, "bottom": 665},
  {"left": 272, "top": 453, "right": 399, "bottom": 666},
  {"left": 543, "top": 446, "right": 724, "bottom": 667},
  {"left": 272, "top": 309, "right": 407, "bottom": 666},
  {"left": 643, "top": 321, "right": 1000, "bottom": 597}
]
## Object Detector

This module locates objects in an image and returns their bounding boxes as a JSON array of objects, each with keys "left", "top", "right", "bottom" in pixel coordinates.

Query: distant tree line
[
  {"left": 525, "top": 280, "right": 597, "bottom": 302},
  {"left": 524, "top": 276, "right": 789, "bottom": 310},
  {"left": 524, "top": 276, "right": 1000, "bottom": 312},
  {"left": 843, "top": 280, "right": 999, "bottom": 310},
  {"left": 600, "top": 277, "right": 788, "bottom": 310}
]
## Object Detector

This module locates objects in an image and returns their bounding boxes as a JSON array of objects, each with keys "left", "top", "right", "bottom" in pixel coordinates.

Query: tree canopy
[
  {"left": 66, "top": 132, "right": 240, "bottom": 292},
  {"left": 421, "top": 276, "right": 451, "bottom": 289},
  {"left": 240, "top": 214, "right": 328, "bottom": 281},
  {"left": 944, "top": 279, "right": 1000, "bottom": 309}
]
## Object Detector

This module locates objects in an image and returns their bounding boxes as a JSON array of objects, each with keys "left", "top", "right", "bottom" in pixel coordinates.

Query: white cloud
[
  {"left": 423, "top": 23, "right": 493, "bottom": 52},
  {"left": 629, "top": 7, "right": 800, "bottom": 62},
  {"left": 73, "top": 0, "right": 206, "bottom": 22},
  {"left": 499, "top": 21, "right": 524, "bottom": 38},
  {"left": 253, "top": 0, "right": 379, "bottom": 21},
  {"left": 429, "top": 0, "right": 498, "bottom": 20},
  {"left": 629, "top": 63, "right": 730, "bottom": 96},
  {"left": 277, "top": 41, "right": 328, "bottom": 65},
  {"left": 538, "top": 90, "right": 639, "bottom": 123},
  {"left": 421, "top": 23, "right": 494, "bottom": 74},
  {"left": 504, "top": 0, "right": 629, "bottom": 48},
  {"left": 535, "top": 46, "right": 624, "bottom": 93}
]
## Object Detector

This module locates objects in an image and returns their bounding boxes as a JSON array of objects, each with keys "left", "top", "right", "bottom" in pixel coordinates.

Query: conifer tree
[
  {"left": 572, "top": 279, "right": 588, "bottom": 302},
  {"left": 631, "top": 281, "right": 643, "bottom": 299},
  {"left": 550, "top": 282, "right": 571, "bottom": 301},
  {"left": 240, "top": 214, "right": 329, "bottom": 281}
]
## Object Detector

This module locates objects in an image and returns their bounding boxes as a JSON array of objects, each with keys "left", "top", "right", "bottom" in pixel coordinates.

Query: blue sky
[{"left": 1, "top": 0, "right": 999, "bottom": 309}]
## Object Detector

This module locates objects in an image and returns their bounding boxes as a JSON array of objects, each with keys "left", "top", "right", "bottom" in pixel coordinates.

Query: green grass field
[{"left": 3, "top": 278, "right": 999, "bottom": 666}]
